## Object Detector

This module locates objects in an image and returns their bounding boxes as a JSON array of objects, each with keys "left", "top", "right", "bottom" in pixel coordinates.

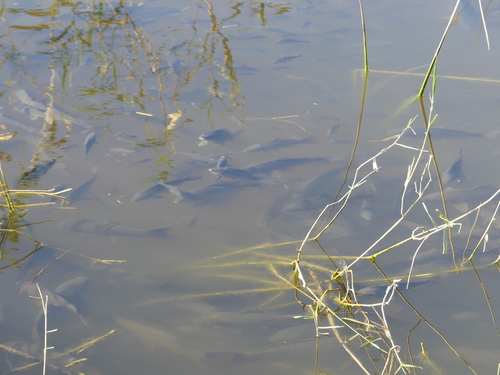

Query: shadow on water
[{"left": 1, "top": 0, "right": 500, "bottom": 374}]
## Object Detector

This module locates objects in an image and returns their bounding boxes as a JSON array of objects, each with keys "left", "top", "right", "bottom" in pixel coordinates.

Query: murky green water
[{"left": 0, "top": 0, "right": 499, "bottom": 374}]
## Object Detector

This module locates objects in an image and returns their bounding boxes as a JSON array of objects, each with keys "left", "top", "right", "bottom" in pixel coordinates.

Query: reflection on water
[{"left": 0, "top": 0, "right": 500, "bottom": 374}]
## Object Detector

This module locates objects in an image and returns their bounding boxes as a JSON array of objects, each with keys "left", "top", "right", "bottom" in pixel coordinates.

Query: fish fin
[{"left": 148, "top": 227, "right": 171, "bottom": 238}]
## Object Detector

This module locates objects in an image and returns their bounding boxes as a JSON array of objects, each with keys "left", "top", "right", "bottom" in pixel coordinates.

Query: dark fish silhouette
[
  {"left": 15, "top": 159, "right": 56, "bottom": 189},
  {"left": 209, "top": 167, "right": 262, "bottom": 181},
  {"left": 68, "top": 167, "right": 98, "bottom": 202},
  {"left": 215, "top": 155, "right": 228, "bottom": 168},
  {"left": 130, "top": 175, "right": 201, "bottom": 202},
  {"left": 234, "top": 65, "right": 258, "bottom": 76},
  {"left": 163, "top": 181, "right": 263, "bottom": 204},
  {"left": 0, "top": 114, "right": 38, "bottom": 133},
  {"left": 291, "top": 166, "right": 345, "bottom": 200},
  {"left": 423, "top": 185, "right": 500, "bottom": 206},
  {"left": 272, "top": 54, "right": 304, "bottom": 64},
  {"left": 283, "top": 194, "right": 334, "bottom": 213},
  {"left": 15, "top": 89, "right": 93, "bottom": 129},
  {"left": 18, "top": 281, "right": 78, "bottom": 315},
  {"left": 327, "top": 122, "right": 342, "bottom": 136},
  {"left": 18, "top": 277, "right": 88, "bottom": 325},
  {"left": 54, "top": 276, "right": 89, "bottom": 298},
  {"left": 299, "top": 21, "right": 312, "bottom": 29},
  {"left": 83, "top": 131, "right": 96, "bottom": 160},
  {"left": 60, "top": 219, "right": 170, "bottom": 238},
  {"left": 198, "top": 128, "right": 241, "bottom": 145},
  {"left": 244, "top": 136, "right": 316, "bottom": 152},
  {"left": 441, "top": 149, "right": 464, "bottom": 185},
  {"left": 244, "top": 156, "right": 336, "bottom": 175},
  {"left": 164, "top": 178, "right": 298, "bottom": 206}
]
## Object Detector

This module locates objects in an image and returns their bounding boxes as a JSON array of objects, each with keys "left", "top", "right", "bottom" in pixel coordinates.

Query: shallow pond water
[{"left": 0, "top": 0, "right": 499, "bottom": 374}]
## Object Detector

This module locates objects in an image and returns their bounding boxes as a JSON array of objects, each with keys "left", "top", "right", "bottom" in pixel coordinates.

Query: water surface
[{"left": 1, "top": 0, "right": 499, "bottom": 374}]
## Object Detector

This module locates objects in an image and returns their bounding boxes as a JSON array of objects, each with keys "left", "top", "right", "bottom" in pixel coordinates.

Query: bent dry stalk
[{"left": 291, "top": 104, "right": 498, "bottom": 374}]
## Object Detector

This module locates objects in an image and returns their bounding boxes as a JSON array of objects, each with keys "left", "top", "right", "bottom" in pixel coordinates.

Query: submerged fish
[
  {"left": 291, "top": 166, "right": 345, "bottom": 200},
  {"left": 423, "top": 185, "right": 500, "bottom": 206},
  {"left": 234, "top": 65, "right": 258, "bottom": 76},
  {"left": 163, "top": 181, "right": 263, "bottom": 204},
  {"left": 244, "top": 136, "right": 316, "bottom": 153},
  {"left": 130, "top": 183, "right": 169, "bottom": 202},
  {"left": 198, "top": 128, "right": 240, "bottom": 145},
  {"left": 215, "top": 155, "right": 228, "bottom": 168},
  {"left": 0, "top": 113, "right": 38, "bottom": 133},
  {"left": 130, "top": 175, "right": 201, "bottom": 202},
  {"left": 54, "top": 276, "right": 88, "bottom": 299},
  {"left": 299, "top": 21, "right": 312, "bottom": 29},
  {"left": 164, "top": 178, "right": 297, "bottom": 205},
  {"left": 14, "top": 89, "right": 93, "bottom": 129},
  {"left": 60, "top": 219, "right": 171, "bottom": 238},
  {"left": 244, "top": 156, "right": 337, "bottom": 175},
  {"left": 272, "top": 54, "right": 304, "bottom": 64},
  {"left": 106, "top": 148, "right": 136, "bottom": 164},
  {"left": 18, "top": 281, "right": 79, "bottom": 315},
  {"left": 173, "top": 160, "right": 216, "bottom": 178},
  {"left": 68, "top": 167, "right": 97, "bottom": 203},
  {"left": 83, "top": 131, "right": 97, "bottom": 160},
  {"left": 441, "top": 148, "right": 464, "bottom": 185},
  {"left": 15, "top": 159, "right": 57, "bottom": 189},
  {"left": 209, "top": 167, "right": 262, "bottom": 181},
  {"left": 327, "top": 126, "right": 341, "bottom": 137},
  {"left": 283, "top": 194, "right": 334, "bottom": 213}
]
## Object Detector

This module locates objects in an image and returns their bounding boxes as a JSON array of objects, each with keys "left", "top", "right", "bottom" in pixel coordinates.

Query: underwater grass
[
  {"left": 161, "top": 2, "right": 500, "bottom": 371},
  {"left": 280, "top": 2, "right": 500, "bottom": 373}
]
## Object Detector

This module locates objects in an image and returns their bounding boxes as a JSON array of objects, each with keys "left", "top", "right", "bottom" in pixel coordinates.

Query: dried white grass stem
[{"left": 36, "top": 284, "right": 57, "bottom": 375}]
